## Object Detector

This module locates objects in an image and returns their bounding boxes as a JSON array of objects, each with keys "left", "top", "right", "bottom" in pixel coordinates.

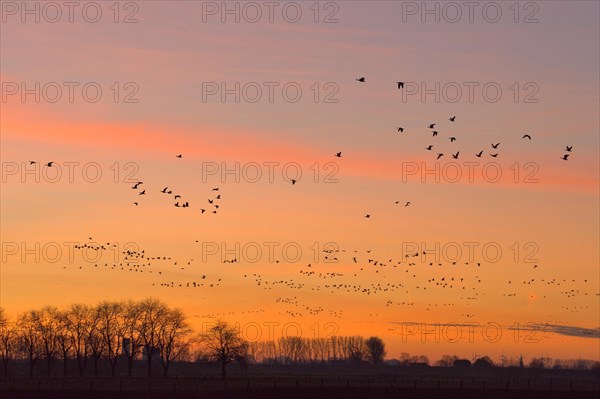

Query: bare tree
[
  {"left": 122, "top": 300, "right": 144, "bottom": 377},
  {"left": 157, "top": 308, "right": 192, "bottom": 377},
  {"left": 64, "top": 304, "right": 92, "bottom": 377},
  {"left": 55, "top": 310, "right": 74, "bottom": 377},
  {"left": 16, "top": 310, "right": 43, "bottom": 377},
  {"left": 97, "top": 301, "right": 125, "bottom": 377},
  {"left": 87, "top": 307, "right": 104, "bottom": 377},
  {"left": 138, "top": 298, "right": 169, "bottom": 377},
  {"left": 0, "top": 308, "right": 17, "bottom": 377},
  {"left": 33, "top": 306, "right": 60, "bottom": 377},
  {"left": 200, "top": 320, "right": 248, "bottom": 379},
  {"left": 347, "top": 336, "right": 365, "bottom": 364},
  {"left": 364, "top": 336, "right": 386, "bottom": 364}
]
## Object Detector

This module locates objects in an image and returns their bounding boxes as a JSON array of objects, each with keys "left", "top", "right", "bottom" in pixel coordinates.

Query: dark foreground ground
[
  {"left": 1, "top": 375, "right": 598, "bottom": 399},
  {"left": 0, "top": 388, "right": 598, "bottom": 399}
]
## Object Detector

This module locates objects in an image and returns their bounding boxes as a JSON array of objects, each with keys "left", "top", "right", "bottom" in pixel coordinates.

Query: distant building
[
  {"left": 473, "top": 357, "right": 494, "bottom": 369},
  {"left": 453, "top": 359, "right": 471, "bottom": 368},
  {"left": 141, "top": 344, "right": 160, "bottom": 360}
]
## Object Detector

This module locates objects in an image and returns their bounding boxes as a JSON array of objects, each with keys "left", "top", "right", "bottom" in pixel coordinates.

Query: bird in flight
[
  {"left": 561, "top": 154, "right": 570, "bottom": 161},
  {"left": 565, "top": 146, "right": 573, "bottom": 152},
  {"left": 161, "top": 187, "right": 168, "bottom": 193},
  {"left": 405, "top": 202, "right": 411, "bottom": 207},
  {"left": 475, "top": 150, "right": 483, "bottom": 157},
  {"left": 436, "top": 153, "right": 444, "bottom": 160},
  {"left": 356, "top": 77, "right": 365, "bottom": 82},
  {"left": 29, "top": 161, "right": 36, "bottom": 165},
  {"left": 522, "top": 134, "right": 532, "bottom": 140},
  {"left": 491, "top": 143, "right": 501, "bottom": 149},
  {"left": 291, "top": 179, "right": 296, "bottom": 185},
  {"left": 396, "top": 82, "right": 404, "bottom": 89},
  {"left": 174, "top": 195, "right": 181, "bottom": 199},
  {"left": 132, "top": 182, "right": 143, "bottom": 189},
  {"left": 200, "top": 209, "right": 206, "bottom": 213},
  {"left": 46, "top": 162, "right": 54, "bottom": 167},
  {"left": 449, "top": 137, "right": 456, "bottom": 142},
  {"left": 428, "top": 124, "right": 436, "bottom": 129},
  {"left": 490, "top": 153, "right": 498, "bottom": 158},
  {"left": 176, "top": 154, "right": 182, "bottom": 158},
  {"left": 425, "top": 145, "right": 433, "bottom": 150},
  {"left": 212, "top": 188, "right": 219, "bottom": 191},
  {"left": 133, "top": 202, "right": 138, "bottom": 206},
  {"left": 452, "top": 151, "right": 459, "bottom": 159},
  {"left": 335, "top": 152, "right": 342, "bottom": 158},
  {"left": 397, "top": 127, "right": 404, "bottom": 132},
  {"left": 432, "top": 131, "right": 438, "bottom": 137},
  {"left": 449, "top": 116, "right": 456, "bottom": 122},
  {"left": 364, "top": 214, "right": 371, "bottom": 218},
  {"left": 139, "top": 190, "right": 146, "bottom": 195}
]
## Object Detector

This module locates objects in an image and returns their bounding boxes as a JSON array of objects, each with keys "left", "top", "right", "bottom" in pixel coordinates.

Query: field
[{"left": 1, "top": 367, "right": 598, "bottom": 399}]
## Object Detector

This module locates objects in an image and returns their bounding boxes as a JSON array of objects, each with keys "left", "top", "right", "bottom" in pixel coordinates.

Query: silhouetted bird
[
  {"left": 561, "top": 154, "right": 570, "bottom": 160},
  {"left": 46, "top": 162, "right": 54, "bottom": 167},
  {"left": 426, "top": 145, "right": 433, "bottom": 150},
  {"left": 476, "top": 150, "right": 483, "bottom": 157},
  {"left": 490, "top": 153, "right": 498, "bottom": 158},
  {"left": 449, "top": 116, "right": 456, "bottom": 122},
  {"left": 397, "top": 127, "right": 404, "bottom": 132},
  {"left": 429, "top": 124, "right": 436, "bottom": 129},
  {"left": 449, "top": 137, "right": 456, "bottom": 142},
  {"left": 356, "top": 77, "right": 365, "bottom": 82},
  {"left": 437, "top": 153, "right": 444, "bottom": 160},
  {"left": 491, "top": 143, "right": 500, "bottom": 149},
  {"left": 522, "top": 134, "right": 532, "bottom": 140},
  {"left": 432, "top": 131, "right": 438, "bottom": 137},
  {"left": 139, "top": 190, "right": 146, "bottom": 195},
  {"left": 176, "top": 154, "right": 182, "bottom": 158},
  {"left": 565, "top": 146, "right": 572, "bottom": 152},
  {"left": 335, "top": 152, "right": 342, "bottom": 157},
  {"left": 397, "top": 82, "right": 404, "bottom": 89},
  {"left": 291, "top": 179, "right": 296, "bottom": 185},
  {"left": 452, "top": 151, "right": 459, "bottom": 159}
]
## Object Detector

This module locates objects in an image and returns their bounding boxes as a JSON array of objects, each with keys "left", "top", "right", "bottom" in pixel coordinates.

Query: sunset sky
[{"left": 1, "top": 1, "right": 599, "bottom": 362}]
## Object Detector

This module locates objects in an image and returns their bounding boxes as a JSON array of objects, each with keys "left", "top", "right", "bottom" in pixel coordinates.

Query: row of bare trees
[
  {"left": 246, "top": 336, "right": 386, "bottom": 365},
  {"left": 4, "top": 301, "right": 595, "bottom": 380},
  {"left": 0, "top": 300, "right": 191, "bottom": 378},
  {"left": 0, "top": 300, "right": 387, "bottom": 379}
]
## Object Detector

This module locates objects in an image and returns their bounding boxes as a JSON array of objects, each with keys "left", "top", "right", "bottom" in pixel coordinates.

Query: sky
[{"left": 1, "top": 1, "right": 599, "bottom": 362}]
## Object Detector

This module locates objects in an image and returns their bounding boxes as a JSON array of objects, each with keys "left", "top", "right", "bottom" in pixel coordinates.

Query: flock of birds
[{"left": 24, "top": 76, "right": 595, "bottom": 337}]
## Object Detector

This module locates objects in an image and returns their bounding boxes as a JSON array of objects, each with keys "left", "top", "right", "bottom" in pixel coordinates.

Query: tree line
[
  {"left": 1, "top": 300, "right": 597, "bottom": 380},
  {"left": 0, "top": 299, "right": 386, "bottom": 379}
]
